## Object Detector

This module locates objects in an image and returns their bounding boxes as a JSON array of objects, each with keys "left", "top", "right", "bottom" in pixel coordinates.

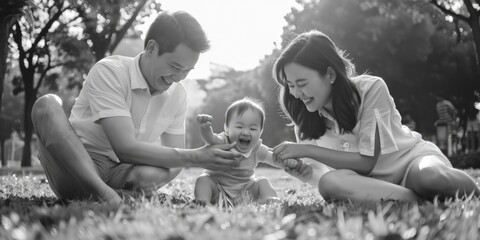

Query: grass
[{"left": 1, "top": 168, "right": 480, "bottom": 240}]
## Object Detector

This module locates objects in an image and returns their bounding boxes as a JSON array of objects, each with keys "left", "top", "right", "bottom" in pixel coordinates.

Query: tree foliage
[
  {"left": 280, "top": 0, "right": 478, "bottom": 134},
  {"left": 7, "top": 0, "right": 159, "bottom": 166},
  {"left": 428, "top": 0, "right": 480, "bottom": 69},
  {"left": 0, "top": 0, "right": 34, "bottom": 114},
  {"left": 73, "top": 0, "right": 161, "bottom": 60}
]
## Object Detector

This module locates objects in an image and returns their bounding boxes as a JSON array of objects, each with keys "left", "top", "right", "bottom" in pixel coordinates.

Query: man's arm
[
  {"left": 100, "top": 116, "right": 241, "bottom": 169},
  {"left": 161, "top": 132, "right": 185, "bottom": 149}
]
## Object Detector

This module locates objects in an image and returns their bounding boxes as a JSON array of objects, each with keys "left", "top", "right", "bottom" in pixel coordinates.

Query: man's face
[{"left": 142, "top": 42, "right": 200, "bottom": 93}]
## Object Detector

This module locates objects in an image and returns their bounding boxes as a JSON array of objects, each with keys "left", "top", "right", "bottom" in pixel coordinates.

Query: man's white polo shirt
[{"left": 69, "top": 53, "right": 187, "bottom": 163}]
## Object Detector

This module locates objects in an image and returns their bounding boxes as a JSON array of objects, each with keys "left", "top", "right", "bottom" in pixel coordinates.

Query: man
[
  {"left": 434, "top": 93, "right": 458, "bottom": 153},
  {"left": 31, "top": 11, "right": 240, "bottom": 204}
]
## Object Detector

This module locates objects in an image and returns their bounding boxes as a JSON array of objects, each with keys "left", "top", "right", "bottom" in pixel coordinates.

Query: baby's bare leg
[
  {"left": 194, "top": 175, "right": 218, "bottom": 205},
  {"left": 248, "top": 177, "right": 280, "bottom": 204}
]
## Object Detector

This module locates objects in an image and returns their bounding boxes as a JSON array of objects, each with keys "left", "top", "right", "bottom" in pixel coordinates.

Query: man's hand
[
  {"left": 192, "top": 142, "right": 242, "bottom": 171},
  {"left": 197, "top": 114, "right": 213, "bottom": 128}
]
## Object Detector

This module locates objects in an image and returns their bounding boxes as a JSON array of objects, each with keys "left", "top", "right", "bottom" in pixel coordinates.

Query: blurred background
[{"left": 1, "top": 0, "right": 479, "bottom": 168}]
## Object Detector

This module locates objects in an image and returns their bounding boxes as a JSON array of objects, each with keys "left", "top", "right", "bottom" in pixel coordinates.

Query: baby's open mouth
[{"left": 238, "top": 138, "right": 251, "bottom": 146}]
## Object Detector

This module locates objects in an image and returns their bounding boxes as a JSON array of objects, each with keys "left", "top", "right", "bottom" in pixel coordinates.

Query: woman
[{"left": 272, "top": 30, "right": 480, "bottom": 202}]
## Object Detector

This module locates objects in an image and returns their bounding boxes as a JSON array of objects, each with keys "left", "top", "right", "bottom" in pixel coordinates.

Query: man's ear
[
  {"left": 327, "top": 66, "right": 337, "bottom": 84},
  {"left": 145, "top": 39, "right": 157, "bottom": 55}
]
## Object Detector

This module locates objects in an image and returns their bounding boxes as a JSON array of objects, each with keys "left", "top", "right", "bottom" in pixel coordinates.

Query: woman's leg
[
  {"left": 318, "top": 169, "right": 419, "bottom": 202},
  {"left": 32, "top": 94, "right": 121, "bottom": 204},
  {"left": 404, "top": 155, "right": 480, "bottom": 200}
]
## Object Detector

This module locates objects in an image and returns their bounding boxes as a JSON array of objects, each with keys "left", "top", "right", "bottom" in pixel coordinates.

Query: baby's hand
[
  {"left": 197, "top": 114, "right": 213, "bottom": 128},
  {"left": 285, "top": 160, "right": 313, "bottom": 183},
  {"left": 283, "top": 158, "right": 300, "bottom": 170}
]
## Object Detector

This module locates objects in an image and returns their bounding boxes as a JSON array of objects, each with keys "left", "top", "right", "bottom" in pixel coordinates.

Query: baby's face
[{"left": 225, "top": 109, "right": 263, "bottom": 153}]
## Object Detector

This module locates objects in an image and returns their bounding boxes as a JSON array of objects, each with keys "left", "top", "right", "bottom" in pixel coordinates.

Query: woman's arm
[{"left": 274, "top": 125, "right": 381, "bottom": 176}]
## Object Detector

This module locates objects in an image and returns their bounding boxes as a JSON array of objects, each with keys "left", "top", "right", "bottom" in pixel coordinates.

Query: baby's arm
[
  {"left": 262, "top": 149, "right": 284, "bottom": 168},
  {"left": 196, "top": 114, "right": 224, "bottom": 145}
]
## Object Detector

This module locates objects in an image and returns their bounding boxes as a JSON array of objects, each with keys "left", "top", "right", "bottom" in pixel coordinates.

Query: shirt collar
[
  {"left": 130, "top": 52, "right": 148, "bottom": 90},
  {"left": 318, "top": 108, "right": 340, "bottom": 134},
  {"left": 230, "top": 147, "right": 254, "bottom": 158},
  {"left": 222, "top": 132, "right": 256, "bottom": 158}
]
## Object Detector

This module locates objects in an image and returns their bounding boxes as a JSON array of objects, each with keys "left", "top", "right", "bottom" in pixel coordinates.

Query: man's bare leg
[
  {"left": 115, "top": 166, "right": 182, "bottom": 199},
  {"left": 32, "top": 94, "right": 121, "bottom": 204}
]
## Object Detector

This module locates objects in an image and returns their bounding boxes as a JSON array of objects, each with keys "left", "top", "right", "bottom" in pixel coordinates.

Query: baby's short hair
[{"left": 225, "top": 97, "right": 266, "bottom": 129}]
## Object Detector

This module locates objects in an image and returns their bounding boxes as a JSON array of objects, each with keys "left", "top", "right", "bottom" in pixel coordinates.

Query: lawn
[{"left": 1, "top": 167, "right": 480, "bottom": 240}]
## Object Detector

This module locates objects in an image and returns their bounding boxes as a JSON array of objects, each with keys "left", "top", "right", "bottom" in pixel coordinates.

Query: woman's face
[{"left": 283, "top": 62, "right": 334, "bottom": 112}]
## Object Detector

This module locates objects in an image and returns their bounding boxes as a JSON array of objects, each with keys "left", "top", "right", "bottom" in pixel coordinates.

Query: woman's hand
[{"left": 273, "top": 141, "right": 307, "bottom": 162}]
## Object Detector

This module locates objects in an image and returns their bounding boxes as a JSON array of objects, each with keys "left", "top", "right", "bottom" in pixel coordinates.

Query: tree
[
  {"left": 429, "top": 0, "right": 480, "bottom": 70},
  {"left": 10, "top": 0, "right": 90, "bottom": 166},
  {"left": 0, "top": 114, "right": 15, "bottom": 166},
  {"left": 9, "top": 0, "right": 159, "bottom": 166},
  {"left": 280, "top": 0, "right": 477, "bottom": 134},
  {"left": 0, "top": 0, "right": 33, "bottom": 114},
  {"left": 74, "top": 0, "right": 161, "bottom": 60}
]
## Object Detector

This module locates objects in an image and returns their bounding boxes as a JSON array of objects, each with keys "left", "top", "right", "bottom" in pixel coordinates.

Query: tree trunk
[
  {"left": 1, "top": 139, "right": 5, "bottom": 167},
  {"left": 470, "top": 13, "right": 480, "bottom": 70},
  {"left": 20, "top": 70, "right": 35, "bottom": 167},
  {"left": 0, "top": 14, "right": 12, "bottom": 114},
  {"left": 20, "top": 93, "right": 35, "bottom": 167}
]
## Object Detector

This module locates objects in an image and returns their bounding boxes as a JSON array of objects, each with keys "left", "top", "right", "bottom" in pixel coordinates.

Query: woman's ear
[{"left": 327, "top": 67, "right": 337, "bottom": 84}]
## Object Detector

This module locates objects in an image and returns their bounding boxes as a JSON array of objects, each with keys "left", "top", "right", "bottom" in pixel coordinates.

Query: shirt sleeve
[
  {"left": 165, "top": 85, "right": 188, "bottom": 135},
  {"left": 256, "top": 143, "right": 270, "bottom": 163},
  {"left": 84, "top": 62, "right": 131, "bottom": 123},
  {"left": 165, "top": 99, "right": 187, "bottom": 135},
  {"left": 358, "top": 78, "right": 399, "bottom": 156}
]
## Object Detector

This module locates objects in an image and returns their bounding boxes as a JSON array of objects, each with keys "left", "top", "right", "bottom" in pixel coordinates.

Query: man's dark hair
[{"left": 144, "top": 11, "right": 210, "bottom": 55}]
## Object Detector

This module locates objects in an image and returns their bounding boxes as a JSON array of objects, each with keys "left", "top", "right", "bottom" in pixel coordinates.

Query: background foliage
[{"left": 1, "top": 0, "right": 479, "bottom": 165}]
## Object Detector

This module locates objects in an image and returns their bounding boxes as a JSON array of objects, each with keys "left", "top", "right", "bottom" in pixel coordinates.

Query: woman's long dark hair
[{"left": 273, "top": 31, "right": 360, "bottom": 140}]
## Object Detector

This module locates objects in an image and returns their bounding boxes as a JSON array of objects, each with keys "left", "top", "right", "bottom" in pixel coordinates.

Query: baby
[{"left": 194, "top": 98, "right": 301, "bottom": 207}]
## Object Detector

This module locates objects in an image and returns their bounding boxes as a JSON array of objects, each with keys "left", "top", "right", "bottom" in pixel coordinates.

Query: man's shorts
[{"left": 89, "top": 152, "right": 135, "bottom": 189}]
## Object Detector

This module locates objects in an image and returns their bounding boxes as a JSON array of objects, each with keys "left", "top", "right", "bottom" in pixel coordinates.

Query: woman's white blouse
[{"left": 297, "top": 75, "right": 431, "bottom": 184}]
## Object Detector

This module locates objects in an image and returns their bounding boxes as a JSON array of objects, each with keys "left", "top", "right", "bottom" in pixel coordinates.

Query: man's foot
[{"left": 97, "top": 187, "right": 123, "bottom": 205}]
